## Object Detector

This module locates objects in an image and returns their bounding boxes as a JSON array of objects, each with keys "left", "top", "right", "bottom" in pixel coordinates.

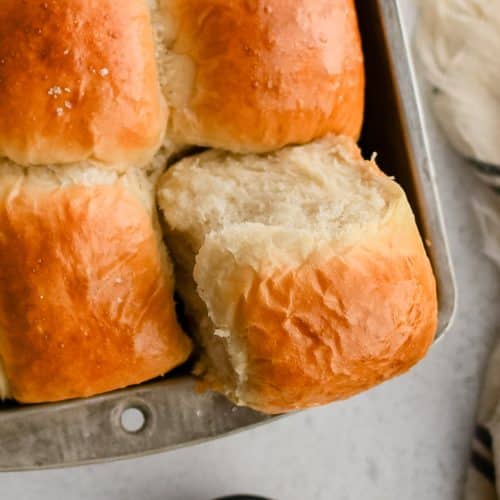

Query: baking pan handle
[{"left": 0, "top": 377, "right": 270, "bottom": 471}]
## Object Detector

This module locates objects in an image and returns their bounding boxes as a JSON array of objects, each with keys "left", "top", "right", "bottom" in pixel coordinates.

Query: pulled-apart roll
[
  {"left": 0, "top": 163, "right": 191, "bottom": 403},
  {"left": 151, "top": 0, "right": 365, "bottom": 153},
  {"left": 157, "top": 136, "right": 438, "bottom": 414}
]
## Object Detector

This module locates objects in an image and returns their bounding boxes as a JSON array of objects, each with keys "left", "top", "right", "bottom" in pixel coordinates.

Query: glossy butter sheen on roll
[
  {"left": 0, "top": 163, "right": 192, "bottom": 403},
  {"left": 152, "top": 0, "right": 365, "bottom": 153},
  {"left": 0, "top": 0, "right": 166, "bottom": 168}
]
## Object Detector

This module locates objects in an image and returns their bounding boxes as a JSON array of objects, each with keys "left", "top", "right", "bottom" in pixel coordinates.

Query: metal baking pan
[{"left": 0, "top": 0, "right": 456, "bottom": 471}]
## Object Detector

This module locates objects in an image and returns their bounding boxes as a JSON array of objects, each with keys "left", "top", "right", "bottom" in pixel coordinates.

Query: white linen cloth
[{"left": 415, "top": 1, "right": 500, "bottom": 498}]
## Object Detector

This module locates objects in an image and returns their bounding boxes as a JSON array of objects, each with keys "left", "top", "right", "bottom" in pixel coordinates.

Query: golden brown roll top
[
  {"left": 0, "top": 0, "right": 166, "bottom": 168},
  {"left": 152, "top": 0, "right": 365, "bottom": 153},
  {"left": 0, "top": 164, "right": 191, "bottom": 403},
  {"left": 0, "top": 0, "right": 365, "bottom": 165},
  {"left": 157, "top": 136, "right": 438, "bottom": 414},
  {"left": 0, "top": 0, "right": 197, "bottom": 404}
]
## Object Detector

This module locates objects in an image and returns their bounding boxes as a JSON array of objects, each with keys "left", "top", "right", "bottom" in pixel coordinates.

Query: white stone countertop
[{"left": 2, "top": 2, "right": 500, "bottom": 499}]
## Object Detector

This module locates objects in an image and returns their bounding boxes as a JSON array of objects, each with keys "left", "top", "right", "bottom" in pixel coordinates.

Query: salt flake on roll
[{"left": 0, "top": 0, "right": 166, "bottom": 168}]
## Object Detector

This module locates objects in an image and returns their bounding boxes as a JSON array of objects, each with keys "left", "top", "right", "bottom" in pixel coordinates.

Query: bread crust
[
  {"left": 195, "top": 207, "right": 437, "bottom": 413},
  {"left": 0, "top": 173, "right": 191, "bottom": 402},
  {"left": 0, "top": 0, "right": 166, "bottom": 168},
  {"left": 158, "top": 0, "right": 365, "bottom": 152},
  {"left": 158, "top": 137, "right": 438, "bottom": 414}
]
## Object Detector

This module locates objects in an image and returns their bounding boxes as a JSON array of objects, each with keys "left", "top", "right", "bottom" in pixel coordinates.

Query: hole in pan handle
[
  {"left": 0, "top": 377, "right": 271, "bottom": 471},
  {"left": 120, "top": 406, "right": 147, "bottom": 434}
]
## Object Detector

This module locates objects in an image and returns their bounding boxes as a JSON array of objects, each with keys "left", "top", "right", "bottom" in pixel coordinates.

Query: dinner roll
[
  {"left": 0, "top": 0, "right": 166, "bottom": 169},
  {"left": 157, "top": 136, "right": 438, "bottom": 414},
  {"left": 152, "top": 0, "right": 365, "bottom": 153},
  {"left": 0, "top": 162, "right": 191, "bottom": 403}
]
